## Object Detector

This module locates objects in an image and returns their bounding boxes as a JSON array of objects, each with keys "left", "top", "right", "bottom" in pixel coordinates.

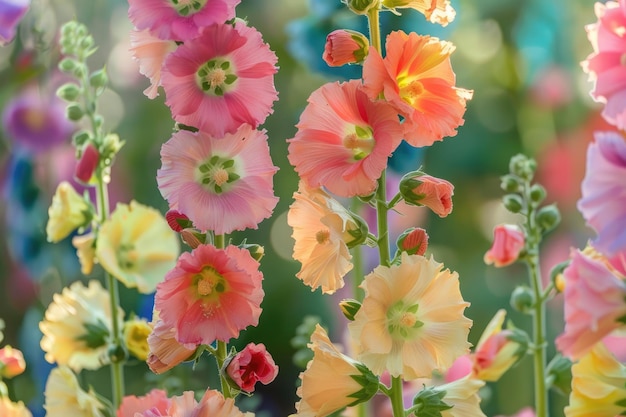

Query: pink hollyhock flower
[
  {"left": 166, "top": 390, "right": 253, "bottom": 417},
  {"left": 117, "top": 389, "right": 170, "bottom": 417},
  {"left": 161, "top": 22, "right": 278, "bottom": 137},
  {"left": 157, "top": 124, "right": 278, "bottom": 235},
  {"left": 287, "top": 80, "right": 403, "bottom": 197},
  {"left": 577, "top": 131, "right": 626, "bottom": 259},
  {"left": 155, "top": 244, "right": 264, "bottom": 346},
  {"left": 323, "top": 29, "right": 369, "bottom": 67},
  {"left": 583, "top": 1, "right": 626, "bottom": 129},
  {"left": 556, "top": 249, "right": 626, "bottom": 360},
  {"left": 484, "top": 224, "right": 526, "bottom": 267},
  {"left": 444, "top": 354, "right": 473, "bottom": 383},
  {"left": 127, "top": 0, "right": 240, "bottom": 42},
  {"left": 363, "top": 31, "right": 472, "bottom": 147},
  {"left": 146, "top": 318, "right": 197, "bottom": 374},
  {"left": 0, "top": 0, "right": 30, "bottom": 46},
  {"left": 129, "top": 28, "right": 177, "bottom": 99},
  {"left": 225, "top": 342, "right": 278, "bottom": 392},
  {"left": 399, "top": 173, "right": 454, "bottom": 217}
]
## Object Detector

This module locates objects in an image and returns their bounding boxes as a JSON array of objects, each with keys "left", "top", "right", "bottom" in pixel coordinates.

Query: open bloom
[
  {"left": 127, "top": 0, "right": 239, "bottom": 41},
  {"left": 399, "top": 173, "right": 454, "bottom": 217},
  {"left": 44, "top": 366, "right": 106, "bottom": 417},
  {"left": 96, "top": 200, "right": 180, "bottom": 294},
  {"left": 288, "top": 80, "right": 402, "bottom": 197},
  {"left": 40, "top": 280, "right": 124, "bottom": 372},
  {"left": 164, "top": 390, "right": 253, "bottom": 417},
  {"left": 118, "top": 389, "right": 170, "bottom": 417},
  {"left": 161, "top": 21, "right": 278, "bottom": 137},
  {"left": 46, "top": 181, "right": 91, "bottom": 243},
  {"left": 146, "top": 318, "right": 197, "bottom": 374},
  {"left": 363, "top": 31, "right": 472, "bottom": 147},
  {"left": 349, "top": 253, "right": 472, "bottom": 379},
  {"left": 382, "top": 0, "right": 455, "bottom": 26},
  {"left": 225, "top": 342, "right": 278, "bottom": 393},
  {"left": 129, "top": 28, "right": 177, "bottom": 99},
  {"left": 155, "top": 244, "right": 264, "bottom": 345},
  {"left": 0, "top": 0, "right": 30, "bottom": 46},
  {"left": 157, "top": 124, "right": 278, "bottom": 234},
  {"left": 0, "top": 397, "right": 32, "bottom": 417},
  {"left": 565, "top": 342, "right": 626, "bottom": 417},
  {"left": 484, "top": 224, "right": 526, "bottom": 267}
]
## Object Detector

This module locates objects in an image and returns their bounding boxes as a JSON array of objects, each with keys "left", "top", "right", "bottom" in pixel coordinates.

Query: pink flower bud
[
  {"left": 0, "top": 346, "right": 26, "bottom": 378},
  {"left": 484, "top": 224, "right": 525, "bottom": 267},
  {"left": 397, "top": 227, "right": 429, "bottom": 255},
  {"left": 165, "top": 210, "right": 192, "bottom": 232},
  {"left": 74, "top": 143, "right": 99, "bottom": 183},
  {"left": 400, "top": 173, "right": 454, "bottom": 217},
  {"left": 225, "top": 342, "right": 278, "bottom": 393},
  {"left": 323, "top": 29, "right": 369, "bottom": 67}
]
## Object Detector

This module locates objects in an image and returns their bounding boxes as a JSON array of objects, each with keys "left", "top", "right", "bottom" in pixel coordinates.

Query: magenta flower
[
  {"left": 161, "top": 21, "right": 278, "bottom": 137},
  {"left": 155, "top": 244, "right": 264, "bottom": 345},
  {"left": 287, "top": 80, "right": 403, "bottom": 197},
  {"left": 225, "top": 342, "right": 278, "bottom": 393},
  {"left": 0, "top": 0, "right": 30, "bottom": 46},
  {"left": 127, "top": 0, "right": 240, "bottom": 42},
  {"left": 577, "top": 131, "right": 626, "bottom": 258},
  {"left": 157, "top": 124, "right": 278, "bottom": 235}
]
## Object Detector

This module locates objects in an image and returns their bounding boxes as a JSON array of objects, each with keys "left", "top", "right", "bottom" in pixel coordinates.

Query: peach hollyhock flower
[
  {"left": 155, "top": 243, "right": 264, "bottom": 345},
  {"left": 161, "top": 21, "right": 278, "bottom": 138},
  {"left": 0, "top": 397, "right": 32, "bottom": 417},
  {"left": 123, "top": 317, "right": 152, "bottom": 361},
  {"left": 127, "top": 0, "right": 239, "bottom": 42},
  {"left": 0, "top": 345, "right": 26, "bottom": 378},
  {"left": 40, "top": 280, "right": 124, "bottom": 372},
  {"left": 399, "top": 172, "right": 454, "bottom": 217},
  {"left": 44, "top": 366, "right": 106, "bottom": 417},
  {"left": 382, "top": 0, "right": 455, "bottom": 27},
  {"left": 484, "top": 224, "right": 526, "bottom": 267},
  {"left": 287, "top": 80, "right": 403, "bottom": 197},
  {"left": 225, "top": 342, "right": 278, "bottom": 393},
  {"left": 157, "top": 124, "right": 278, "bottom": 235},
  {"left": 291, "top": 325, "right": 378, "bottom": 417},
  {"left": 72, "top": 232, "right": 96, "bottom": 275},
  {"left": 46, "top": 181, "right": 92, "bottom": 243},
  {"left": 117, "top": 389, "right": 170, "bottom": 417},
  {"left": 348, "top": 253, "right": 472, "bottom": 379},
  {"left": 96, "top": 200, "right": 180, "bottom": 294},
  {"left": 323, "top": 30, "right": 369, "bottom": 67},
  {"left": 146, "top": 318, "right": 197, "bottom": 374},
  {"left": 556, "top": 249, "right": 626, "bottom": 360},
  {"left": 129, "top": 28, "right": 177, "bottom": 99},
  {"left": 162, "top": 389, "right": 253, "bottom": 417},
  {"left": 363, "top": 31, "right": 472, "bottom": 147},
  {"left": 565, "top": 342, "right": 626, "bottom": 417}
]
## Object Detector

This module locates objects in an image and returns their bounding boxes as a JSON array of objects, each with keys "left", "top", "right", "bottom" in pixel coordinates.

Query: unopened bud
[
  {"left": 546, "top": 354, "right": 572, "bottom": 396},
  {"left": 75, "top": 143, "right": 100, "bottom": 184},
  {"left": 165, "top": 210, "right": 193, "bottom": 232},
  {"left": 536, "top": 204, "right": 560, "bottom": 233},
  {"left": 529, "top": 184, "right": 546, "bottom": 205},
  {"left": 397, "top": 227, "right": 429, "bottom": 256},
  {"left": 339, "top": 298, "right": 361, "bottom": 321},
  {"left": 58, "top": 57, "right": 78, "bottom": 73},
  {"left": 412, "top": 386, "right": 452, "bottom": 415},
  {"left": 180, "top": 229, "right": 205, "bottom": 249},
  {"left": 508, "top": 154, "right": 536, "bottom": 181},
  {"left": 56, "top": 83, "right": 81, "bottom": 102},
  {"left": 550, "top": 260, "right": 569, "bottom": 293},
  {"left": 503, "top": 194, "right": 523, "bottom": 213},
  {"left": 89, "top": 68, "right": 108, "bottom": 90},
  {"left": 0, "top": 346, "right": 26, "bottom": 379},
  {"left": 240, "top": 242, "right": 265, "bottom": 261},
  {"left": 66, "top": 103, "right": 84, "bottom": 121},
  {"left": 345, "top": 0, "right": 380, "bottom": 15},
  {"left": 510, "top": 286, "right": 534, "bottom": 313},
  {"left": 345, "top": 212, "right": 369, "bottom": 248},
  {"left": 323, "top": 29, "right": 369, "bottom": 67},
  {"left": 500, "top": 174, "right": 521, "bottom": 193},
  {"left": 399, "top": 171, "right": 454, "bottom": 217}
]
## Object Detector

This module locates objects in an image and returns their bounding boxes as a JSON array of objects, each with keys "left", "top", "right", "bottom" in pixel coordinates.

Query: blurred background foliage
[{"left": 0, "top": 0, "right": 607, "bottom": 416}]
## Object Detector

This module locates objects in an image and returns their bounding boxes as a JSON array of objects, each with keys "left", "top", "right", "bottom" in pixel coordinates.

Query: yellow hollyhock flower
[
  {"left": 123, "top": 317, "right": 152, "bottom": 361},
  {"left": 348, "top": 253, "right": 472, "bottom": 379},
  {"left": 565, "top": 342, "right": 626, "bottom": 417},
  {"left": 39, "top": 280, "right": 124, "bottom": 372},
  {"left": 44, "top": 366, "right": 106, "bottom": 417},
  {"left": 46, "top": 181, "right": 92, "bottom": 243},
  {"left": 438, "top": 375, "right": 486, "bottom": 417},
  {"left": 96, "top": 200, "right": 179, "bottom": 294},
  {"left": 0, "top": 397, "right": 32, "bottom": 417}
]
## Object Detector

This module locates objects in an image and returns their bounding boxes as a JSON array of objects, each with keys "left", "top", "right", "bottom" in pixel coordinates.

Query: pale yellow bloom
[
  {"left": 291, "top": 324, "right": 378, "bottom": 417},
  {"left": 46, "top": 181, "right": 91, "bottom": 243},
  {"left": 123, "top": 317, "right": 152, "bottom": 361},
  {"left": 438, "top": 376, "right": 486, "bottom": 417},
  {"left": 382, "top": 0, "right": 455, "bottom": 26},
  {"left": 39, "top": 280, "right": 124, "bottom": 371},
  {"left": 565, "top": 342, "right": 626, "bottom": 417},
  {"left": 0, "top": 397, "right": 32, "bottom": 417},
  {"left": 44, "top": 366, "right": 106, "bottom": 417},
  {"left": 348, "top": 253, "right": 472, "bottom": 379},
  {"left": 96, "top": 200, "right": 179, "bottom": 294},
  {"left": 72, "top": 232, "right": 97, "bottom": 275}
]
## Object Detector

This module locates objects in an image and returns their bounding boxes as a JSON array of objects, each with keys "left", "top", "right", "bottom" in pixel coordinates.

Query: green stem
[
  {"left": 367, "top": 6, "right": 382, "bottom": 54},
  {"left": 376, "top": 172, "right": 391, "bottom": 267},
  {"left": 213, "top": 234, "right": 232, "bottom": 398},
  {"left": 389, "top": 376, "right": 404, "bottom": 417},
  {"left": 351, "top": 198, "right": 365, "bottom": 301}
]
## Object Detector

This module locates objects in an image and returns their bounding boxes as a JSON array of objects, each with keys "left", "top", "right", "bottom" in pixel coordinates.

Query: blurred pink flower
[
  {"left": 157, "top": 124, "right": 278, "bottom": 235},
  {"left": 484, "top": 224, "right": 525, "bottom": 268},
  {"left": 495, "top": 407, "right": 535, "bottom": 417},
  {"left": 129, "top": 28, "right": 177, "bottom": 99},
  {"left": 287, "top": 80, "right": 402, "bottom": 197},
  {"left": 444, "top": 354, "right": 473, "bottom": 382},
  {"left": 155, "top": 244, "right": 264, "bottom": 346},
  {"left": 529, "top": 65, "right": 573, "bottom": 109},
  {"left": 161, "top": 22, "right": 278, "bottom": 137},
  {"left": 117, "top": 389, "right": 169, "bottom": 417},
  {"left": 0, "top": 0, "right": 30, "bottom": 46},
  {"left": 225, "top": 342, "right": 278, "bottom": 393}
]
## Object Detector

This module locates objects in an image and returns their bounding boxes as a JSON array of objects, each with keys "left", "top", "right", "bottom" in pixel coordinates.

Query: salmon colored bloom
[
  {"left": 399, "top": 173, "right": 454, "bottom": 217},
  {"left": 382, "top": 0, "right": 455, "bottom": 27},
  {"left": 225, "top": 342, "right": 278, "bottom": 393},
  {"left": 0, "top": 397, "right": 32, "bottom": 417},
  {"left": 46, "top": 181, "right": 92, "bottom": 243},
  {"left": 161, "top": 22, "right": 278, "bottom": 137},
  {"left": 323, "top": 30, "right": 369, "bottom": 67},
  {"left": 484, "top": 224, "right": 526, "bottom": 267},
  {"left": 363, "top": 31, "right": 472, "bottom": 147},
  {"left": 129, "top": 28, "right": 177, "bottom": 99},
  {"left": 288, "top": 80, "right": 403, "bottom": 197},
  {"left": 155, "top": 244, "right": 264, "bottom": 346},
  {"left": 565, "top": 342, "right": 626, "bottom": 417},
  {"left": 127, "top": 0, "right": 240, "bottom": 42},
  {"left": 146, "top": 318, "right": 197, "bottom": 374},
  {"left": 348, "top": 253, "right": 472, "bottom": 379},
  {"left": 163, "top": 389, "right": 253, "bottom": 417},
  {"left": 117, "top": 389, "right": 170, "bottom": 417},
  {"left": 44, "top": 366, "right": 106, "bottom": 417},
  {"left": 556, "top": 249, "right": 626, "bottom": 360},
  {"left": 0, "top": 345, "right": 26, "bottom": 378}
]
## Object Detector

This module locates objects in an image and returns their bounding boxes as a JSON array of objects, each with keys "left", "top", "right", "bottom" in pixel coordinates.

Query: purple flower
[{"left": 0, "top": 0, "right": 30, "bottom": 46}]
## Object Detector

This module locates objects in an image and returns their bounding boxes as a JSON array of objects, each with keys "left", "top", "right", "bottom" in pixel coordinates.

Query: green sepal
[
  {"left": 412, "top": 386, "right": 453, "bottom": 417},
  {"left": 346, "top": 362, "right": 379, "bottom": 405},
  {"left": 77, "top": 318, "right": 110, "bottom": 349}
]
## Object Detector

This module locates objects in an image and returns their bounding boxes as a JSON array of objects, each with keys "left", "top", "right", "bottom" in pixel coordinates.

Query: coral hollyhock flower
[
  {"left": 164, "top": 390, "right": 253, "bottom": 417},
  {"left": 291, "top": 325, "right": 378, "bottom": 417},
  {"left": 127, "top": 0, "right": 239, "bottom": 42},
  {"left": 348, "top": 253, "right": 472, "bottom": 379},
  {"left": 565, "top": 342, "right": 626, "bottom": 417},
  {"left": 96, "top": 200, "right": 180, "bottom": 294},
  {"left": 0, "top": 0, "right": 30, "bottom": 46},
  {"left": 146, "top": 318, "right": 197, "bottom": 374},
  {"left": 0, "top": 345, "right": 26, "bottom": 378},
  {"left": 0, "top": 397, "right": 32, "bottom": 417},
  {"left": 129, "top": 28, "right": 177, "bottom": 99},
  {"left": 323, "top": 29, "right": 369, "bottom": 67},
  {"left": 46, "top": 181, "right": 92, "bottom": 243},
  {"left": 484, "top": 224, "right": 526, "bottom": 267},
  {"left": 44, "top": 366, "right": 107, "bottom": 417},
  {"left": 556, "top": 249, "right": 626, "bottom": 360},
  {"left": 155, "top": 244, "right": 264, "bottom": 345},
  {"left": 161, "top": 22, "right": 278, "bottom": 137},
  {"left": 288, "top": 80, "right": 402, "bottom": 197},
  {"left": 399, "top": 172, "right": 454, "bottom": 217},
  {"left": 117, "top": 389, "right": 170, "bottom": 417},
  {"left": 225, "top": 342, "right": 278, "bottom": 392},
  {"left": 382, "top": 0, "right": 455, "bottom": 27},
  {"left": 39, "top": 280, "right": 124, "bottom": 372},
  {"left": 157, "top": 124, "right": 278, "bottom": 234},
  {"left": 363, "top": 31, "right": 472, "bottom": 147},
  {"left": 577, "top": 131, "right": 626, "bottom": 258}
]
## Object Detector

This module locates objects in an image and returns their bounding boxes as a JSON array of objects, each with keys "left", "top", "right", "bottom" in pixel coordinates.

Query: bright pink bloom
[
  {"left": 0, "top": 0, "right": 30, "bottom": 46},
  {"left": 225, "top": 342, "right": 278, "bottom": 392},
  {"left": 117, "top": 389, "right": 170, "bottom": 417},
  {"left": 74, "top": 143, "right": 99, "bottom": 183},
  {"left": 578, "top": 131, "right": 626, "bottom": 259},
  {"left": 287, "top": 80, "right": 403, "bottom": 197},
  {"left": 444, "top": 354, "right": 473, "bottom": 382},
  {"left": 161, "top": 22, "right": 278, "bottom": 137},
  {"left": 583, "top": 1, "right": 626, "bottom": 129},
  {"left": 127, "top": 0, "right": 240, "bottom": 42},
  {"left": 556, "top": 249, "right": 626, "bottom": 360},
  {"left": 322, "top": 29, "right": 369, "bottom": 67},
  {"left": 363, "top": 31, "right": 472, "bottom": 147},
  {"left": 129, "top": 28, "right": 177, "bottom": 99},
  {"left": 167, "top": 390, "right": 251, "bottom": 417},
  {"left": 157, "top": 124, "right": 278, "bottom": 235},
  {"left": 484, "top": 224, "right": 526, "bottom": 267},
  {"left": 155, "top": 244, "right": 264, "bottom": 345},
  {"left": 146, "top": 318, "right": 197, "bottom": 374}
]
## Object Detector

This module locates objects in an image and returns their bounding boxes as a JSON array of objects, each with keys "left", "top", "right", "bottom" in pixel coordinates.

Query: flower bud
[
  {"left": 550, "top": 260, "right": 570, "bottom": 293},
  {"left": 56, "top": 82, "right": 81, "bottom": 102},
  {"left": 546, "top": 354, "right": 572, "bottom": 396},
  {"left": 500, "top": 174, "right": 521, "bottom": 193},
  {"left": 58, "top": 57, "right": 78, "bottom": 73},
  {"left": 536, "top": 204, "right": 560, "bottom": 233},
  {"left": 0, "top": 346, "right": 26, "bottom": 379},
  {"left": 101, "top": 133, "right": 124, "bottom": 160},
  {"left": 223, "top": 343, "right": 278, "bottom": 393},
  {"left": 323, "top": 29, "right": 369, "bottom": 67},
  {"left": 75, "top": 143, "right": 100, "bottom": 184},
  {"left": 89, "top": 68, "right": 108, "bottom": 90},
  {"left": 399, "top": 171, "right": 454, "bottom": 217},
  {"left": 510, "top": 286, "right": 534, "bottom": 313},
  {"left": 66, "top": 103, "right": 84, "bottom": 121},
  {"left": 503, "top": 194, "right": 523, "bottom": 213},
  {"left": 484, "top": 224, "right": 525, "bottom": 267},
  {"left": 345, "top": 0, "right": 380, "bottom": 15},
  {"left": 180, "top": 229, "right": 205, "bottom": 249},
  {"left": 165, "top": 210, "right": 193, "bottom": 232},
  {"left": 339, "top": 298, "right": 361, "bottom": 321},
  {"left": 529, "top": 184, "right": 546, "bottom": 205},
  {"left": 46, "top": 181, "right": 92, "bottom": 242},
  {"left": 72, "top": 130, "right": 91, "bottom": 147},
  {"left": 508, "top": 154, "right": 536, "bottom": 181},
  {"left": 412, "top": 386, "right": 452, "bottom": 414},
  {"left": 396, "top": 227, "right": 429, "bottom": 256},
  {"left": 344, "top": 212, "right": 369, "bottom": 248}
]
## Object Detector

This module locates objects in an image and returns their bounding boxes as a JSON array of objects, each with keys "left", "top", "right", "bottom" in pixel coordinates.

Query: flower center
[
  {"left": 196, "top": 58, "right": 238, "bottom": 96},
  {"left": 400, "top": 80, "right": 424, "bottom": 106},
  {"left": 23, "top": 109, "right": 46, "bottom": 131},
  {"left": 343, "top": 125, "right": 374, "bottom": 161},
  {"left": 316, "top": 229, "right": 330, "bottom": 244},
  {"left": 170, "top": 0, "right": 207, "bottom": 16},
  {"left": 117, "top": 243, "right": 138, "bottom": 270},
  {"left": 195, "top": 267, "right": 226, "bottom": 298},
  {"left": 386, "top": 300, "right": 424, "bottom": 340},
  {"left": 195, "top": 155, "right": 240, "bottom": 194}
]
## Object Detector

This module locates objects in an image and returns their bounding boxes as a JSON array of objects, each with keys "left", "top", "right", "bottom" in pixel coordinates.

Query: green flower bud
[
  {"left": 412, "top": 386, "right": 453, "bottom": 415},
  {"left": 56, "top": 83, "right": 81, "bottom": 102},
  {"left": 508, "top": 154, "right": 536, "bottom": 181},
  {"left": 89, "top": 68, "right": 108, "bottom": 90},
  {"left": 345, "top": 0, "right": 380, "bottom": 15},
  {"left": 66, "top": 103, "right": 84, "bottom": 121},
  {"left": 500, "top": 174, "right": 521, "bottom": 193},
  {"left": 546, "top": 354, "right": 572, "bottom": 396},
  {"left": 101, "top": 133, "right": 125, "bottom": 159},
  {"left": 345, "top": 212, "right": 369, "bottom": 249},
  {"left": 529, "top": 184, "right": 547, "bottom": 205},
  {"left": 550, "top": 259, "right": 570, "bottom": 293},
  {"left": 58, "top": 57, "right": 78, "bottom": 73},
  {"left": 72, "top": 131, "right": 92, "bottom": 147},
  {"left": 503, "top": 194, "right": 524, "bottom": 213},
  {"left": 339, "top": 298, "right": 361, "bottom": 321},
  {"left": 536, "top": 204, "right": 561, "bottom": 233},
  {"left": 510, "top": 286, "right": 534, "bottom": 313},
  {"left": 107, "top": 342, "right": 128, "bottom": 364}
]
